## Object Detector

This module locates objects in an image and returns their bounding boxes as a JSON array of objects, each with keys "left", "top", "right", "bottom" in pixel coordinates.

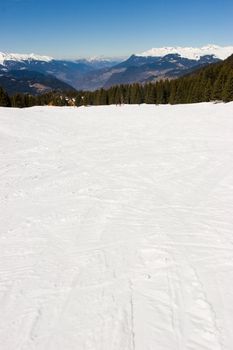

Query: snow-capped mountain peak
[
  {"left": 74, "top": 55, "right": 126, "bottom": 63},
  {"left": 0, "top": 52, "right": 53, "bottom": 65},
  {"left": 136, "top": 44, "right": 233, "bottom": 60},
  {"left": 82, "top": 56, "right": 114, "bottom": 62}
]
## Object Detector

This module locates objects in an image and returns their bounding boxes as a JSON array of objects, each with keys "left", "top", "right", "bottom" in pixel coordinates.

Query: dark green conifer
[
  {"left": 0, "top": 87, "right": 11, "bottom": 107},
  {"left": 222, "top": 72, "right": 233, "bottom": 102}
]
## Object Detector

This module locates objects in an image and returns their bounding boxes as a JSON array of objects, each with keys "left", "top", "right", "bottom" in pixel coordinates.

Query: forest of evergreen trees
[{"left": 0, "top": 54, "right": 233, "bottom": 108}]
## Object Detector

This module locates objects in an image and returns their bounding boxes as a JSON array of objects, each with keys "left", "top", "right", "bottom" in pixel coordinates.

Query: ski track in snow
[{"left": 0, "top": 103, "right": 233, "bottom": 350}]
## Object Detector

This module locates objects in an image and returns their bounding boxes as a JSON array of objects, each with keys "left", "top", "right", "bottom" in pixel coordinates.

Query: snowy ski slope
[{"left": 1, "top": 103, "right": 233, "bottom": 350}]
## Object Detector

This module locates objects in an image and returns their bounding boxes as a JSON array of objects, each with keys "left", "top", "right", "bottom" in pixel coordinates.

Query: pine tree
[
  {"left": 222, "top": 72, "right": 233, "bottom": 102},
  {"left": 145, "top": 83, "right": 156, "bottom": 104},
  {"left": 0, "top": 87, "right": 11, "bottom": 107},
  {"left": 169, "top": 81, "right": 177, "bottom": 104},
  {"left": 156, "top": 81, "right": 165, "bottom": 104},
  {"left": 211, "top": 71, "right": 226, "bottom": 101},
  {"left": 204, "top": 79, "right": 212, "bottom": 102},
  {"left": 11, "top": 93, "right": 26, "bottom": 108}
]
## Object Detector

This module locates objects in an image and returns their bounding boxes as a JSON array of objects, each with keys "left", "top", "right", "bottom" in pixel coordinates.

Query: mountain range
[{"left": 1, "top": 45, "right": 233, "bottom": 95}]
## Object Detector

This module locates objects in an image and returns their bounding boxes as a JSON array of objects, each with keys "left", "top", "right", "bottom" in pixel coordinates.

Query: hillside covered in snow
[{"left": 1, "top": 103, "right": 233, "bottom": 350}]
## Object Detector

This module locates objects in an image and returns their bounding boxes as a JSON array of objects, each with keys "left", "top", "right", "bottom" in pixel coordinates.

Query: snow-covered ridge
[
  {"left": 81, "top": 56, "right": 117, "bottom": 62},
  {"left": 0, "top": 52, "right": 53, "bottom": 65},
  {"left": 74, "top": 55, "right": 126, "bottom": 63},
  {"left": 136, "top": 44, "right": 233, "bottom": 60}
]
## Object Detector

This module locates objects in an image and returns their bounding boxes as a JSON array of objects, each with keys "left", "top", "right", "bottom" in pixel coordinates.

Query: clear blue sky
[{"left": 0, "top": 0, "right": 232, "bottom": 58}]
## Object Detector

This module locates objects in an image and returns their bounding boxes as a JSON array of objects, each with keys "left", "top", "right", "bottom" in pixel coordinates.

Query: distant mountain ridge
[
  {"left": 0, "top": 70, "right": 75, "bottom": 95},
  {"left": 68, "top": 45, "right": 233, "bottom": 90},
  {"left": 136, "top": 44, "right": 233, "bottom": 60},
  {"left": 0, "top": 45, "right": 233, "bottom": 93},
  {"left": 0, "top": 52, "right": 53, "bottom": 65},
  {"left": 74, "top": 53, "right": 221, "bottom": 91},
  {"left": 0, "top": 52, "right": 121, "bottom": 92}
]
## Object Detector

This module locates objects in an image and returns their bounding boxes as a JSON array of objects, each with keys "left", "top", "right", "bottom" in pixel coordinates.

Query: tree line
[{"left": 1, "top": 54, "right": 233, "bottom": 108}]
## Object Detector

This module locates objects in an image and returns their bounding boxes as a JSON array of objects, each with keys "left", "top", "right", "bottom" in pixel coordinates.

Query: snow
[
  {"left": 136, "top": 44, "right": 233, "bottom": 60},
  {"left": 1, "top": 102, "right": 233, "bottom": 350},
  {"left": 0, "top": 51, "right": 124, "bottom": 66},
  {"left": 78, "top": 56, "right": 122, "bottom": 62},
  {"left": 0, "top": 52, "right": 53, "bottom": 65}
]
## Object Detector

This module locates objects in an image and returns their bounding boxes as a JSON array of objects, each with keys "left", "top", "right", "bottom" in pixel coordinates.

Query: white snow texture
[
  {"left": 137, "top": 44, "right": 233, "bottom": 60},
  {"left": 0, "top": 52, "right": 53, "bottom": 65},
  {"left": 1, "top": 103, "right": 233, "bottom": 350}
]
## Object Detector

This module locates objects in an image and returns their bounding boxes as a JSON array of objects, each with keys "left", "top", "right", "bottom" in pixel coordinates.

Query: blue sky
[{"left": 0, "top": 0, "right": 233, "bottom": 58}]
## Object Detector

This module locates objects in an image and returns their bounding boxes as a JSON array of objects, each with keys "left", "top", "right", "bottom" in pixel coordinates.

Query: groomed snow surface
[{"left": 1, "top": 103, "right": 233, "bottom": 350}]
